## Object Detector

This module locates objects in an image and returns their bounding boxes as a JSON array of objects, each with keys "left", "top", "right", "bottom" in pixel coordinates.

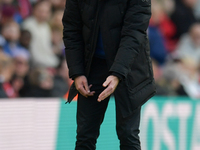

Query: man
[
  {"left": 22, "top": 0, "right": 59, "bottom": 68},
  {"left": 62, "top": 0, "right": 156, "bottom": 149}
]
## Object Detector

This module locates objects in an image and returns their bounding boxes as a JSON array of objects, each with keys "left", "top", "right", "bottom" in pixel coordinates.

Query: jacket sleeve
[
  {"left": 62, "top": 0, "right": 85, "bottom": 79},
  {"left": 109, "top": 0, "right": 151, "bottom": 78}
]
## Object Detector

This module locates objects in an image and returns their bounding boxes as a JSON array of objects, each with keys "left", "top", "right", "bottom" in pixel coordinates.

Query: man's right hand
[{"left": 74, "top": 75, "right": 95, "bottom": 98}]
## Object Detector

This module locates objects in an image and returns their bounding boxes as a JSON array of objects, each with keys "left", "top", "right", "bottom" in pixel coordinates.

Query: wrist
[
  {"left": 110, "top": 72, "right": 124, "bottom": 82},
  {"left": 72, "top": 74, "right": 84, "bottom": 80}
]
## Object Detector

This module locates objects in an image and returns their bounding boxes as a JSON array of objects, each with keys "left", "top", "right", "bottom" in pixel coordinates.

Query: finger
[
  {"left": 87, "top": 91, "right": 95, "bottom": 96},
  {"left": 83, "top": 81, "right": 90, "bottom": 93},
  {"left": 89, "top": 84, "right": 92, "bottom": 89},
  {"left": 87, "top": 85, "right": 95, "bottom": 96},
  {"left": 90, "top": 91, "right": 95, "bottom": 95},
  {"left": 103, "top": 78, "right": 111, "bottom": 87},
  {"left": 98, "top": 87, "right": 113, "bottom": 102},
  {"left": 78, "top": 86, "right": 88, "bottom": 97}
]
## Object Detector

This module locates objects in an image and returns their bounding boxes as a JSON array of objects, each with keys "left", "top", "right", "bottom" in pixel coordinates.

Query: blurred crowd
[
  {"left": 0, "top": 0, "right": 200, "bottom": 99},
  {"left": 151, "top": 0, "right": 200, "bottom": 99},
  {"left": 0, "top": 0, "right": 70, "bottom": 98}
]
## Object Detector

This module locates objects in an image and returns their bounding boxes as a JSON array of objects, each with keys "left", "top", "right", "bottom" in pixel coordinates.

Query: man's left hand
[{"left": 98, "top": 75, "right": 119, "bottom": 102}]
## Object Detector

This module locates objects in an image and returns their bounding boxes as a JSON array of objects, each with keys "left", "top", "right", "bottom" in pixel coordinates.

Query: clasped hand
[{"left": 74, "top": 75, "right": 119, "bottom": 102}]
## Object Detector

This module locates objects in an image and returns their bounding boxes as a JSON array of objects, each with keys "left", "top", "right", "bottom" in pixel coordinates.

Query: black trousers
[{"left": 75, "top": 57, "right": 141, "bottom": 150}]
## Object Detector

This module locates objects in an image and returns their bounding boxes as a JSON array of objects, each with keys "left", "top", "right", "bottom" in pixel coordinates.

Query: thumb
[{"left": 103, "top": 77, "right": 111, "bottom": 87}]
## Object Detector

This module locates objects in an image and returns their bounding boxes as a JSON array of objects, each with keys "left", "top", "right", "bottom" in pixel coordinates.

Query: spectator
[
  {"left": 0, "top": 5, "right": 16, "bottom": 27},
  {"left": 148, "top": 2, "right": 168, "bottom": 65},
  {"left": 175, "top": 23, "right": 200, "bottom": 65},
  {"left": 26, "top": 67, "right": 54, "bottom": 97},
  {"left": 17, "top": 0, "right": 32, "bottom": 19},
  {"left": 11, "top": 50, "right": 30, "bottom": 97},
  {"left": 0, "top": 0, "right": 30, "bottom": 23},
  {"left": 152, "top": 59, "right": 184, "bottom": 96},
  {"left": 22, "top": 0, "right": 59, "bottom": 68},
  {"left": 171, "top": 0, "right": 198, "bottom": 40},
  {"left": 2, "top": 21, "right": 29, "bottom": 57},
  {"left": 19, "top": 29, "right": 31, "bottom": 50},
  {"left": 0, "top": 1, "right": 23, "bottom": 24},
  {"left": 13, "top": 49, "right": 30, "bottom": 78},
  {"left": 0, "top": 52, "right": 16, "bottom": 98},
  {"left": 52, "top": 59, "right": 70, "bottom": 97},
  {"left": 162, "top": 60, "right": 188, "bottom": 96},
  {"left": 178, "top": 57, "right": 200, "bottom": 98}
]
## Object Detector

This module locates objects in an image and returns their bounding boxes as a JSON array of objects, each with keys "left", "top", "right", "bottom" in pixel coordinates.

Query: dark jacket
[{"left": 62, "top": 0, "right": 156, "bottom": 117}]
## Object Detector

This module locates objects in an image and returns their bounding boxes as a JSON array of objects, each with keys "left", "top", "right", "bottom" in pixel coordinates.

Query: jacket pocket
[
  {"left": 128, "top": 80, "right": 156, "bottom": 110},
  {"left": 125, "top": 43, "right": 150, "bottom": 91}
]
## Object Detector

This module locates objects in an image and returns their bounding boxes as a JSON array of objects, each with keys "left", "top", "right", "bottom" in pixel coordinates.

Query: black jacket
[{"left": 62, "top": 0, "right": 156, "bottom": 117}]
